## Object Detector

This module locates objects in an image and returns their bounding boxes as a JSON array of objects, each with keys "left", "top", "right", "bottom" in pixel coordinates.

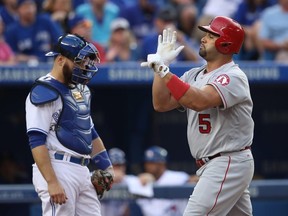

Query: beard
[
  {"left": 199, "top": 45, "right": 206, "bottom": 58},
  {"left": 62, "top": 63, "right": 73, "bottom": 85}
]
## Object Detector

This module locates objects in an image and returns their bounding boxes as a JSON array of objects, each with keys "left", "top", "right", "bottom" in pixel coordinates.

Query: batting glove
[
  {"left": 157, "top": 28, "right": 184, "bottom": 65},
  {"left": 151, "top": 61, "right": 170, "bottom": 78},
  {"left": 141, "top": 28, "right": 184, "bottom": 67},
  {"left": 140, "top": 54, "right": 170, "bottom": 78}
]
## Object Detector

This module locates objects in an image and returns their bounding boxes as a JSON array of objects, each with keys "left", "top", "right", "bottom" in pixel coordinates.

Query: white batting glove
[
  {"left": 140, "top": 28, "right": 184, "bottom": 67},
  {"left": 140, "top": 53, "right": 161, "bottom": 68},
  {"left": 140, "top": 54, "right": 170, "bottom": 78},
  {"left": 152, "top": 62, "right": 170, "bottom": 78},
  {"left": 157, "top": 28, "right": 184, "bottom": 65}
]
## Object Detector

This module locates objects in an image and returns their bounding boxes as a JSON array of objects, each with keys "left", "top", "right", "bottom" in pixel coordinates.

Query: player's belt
[
  {"left": 54, "top": 152, "right": 90, "bottom": 166},
  {"left": 196, "top": 146, "right": 251, "bottom": 169}
]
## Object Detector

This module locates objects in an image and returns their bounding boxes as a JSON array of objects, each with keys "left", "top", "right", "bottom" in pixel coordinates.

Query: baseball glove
[{"left": 91, "top": 169, "right": 114, "bottom": 199}]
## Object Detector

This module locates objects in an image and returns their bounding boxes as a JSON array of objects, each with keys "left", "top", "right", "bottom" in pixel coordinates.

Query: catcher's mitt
[{"left": 91, "top": 169, "right": 114, "bottom": 199}]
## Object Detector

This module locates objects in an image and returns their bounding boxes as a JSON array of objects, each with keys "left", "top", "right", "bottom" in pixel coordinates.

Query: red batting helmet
[{"left": 198, "top": 16, "right": 245, "bottom": 55}]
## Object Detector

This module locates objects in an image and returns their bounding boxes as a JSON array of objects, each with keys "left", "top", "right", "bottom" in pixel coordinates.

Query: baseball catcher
[{"left": 26, "top": 34, "right": 115, "bottom": 216}]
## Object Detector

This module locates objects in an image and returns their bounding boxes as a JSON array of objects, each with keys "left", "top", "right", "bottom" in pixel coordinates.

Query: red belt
[{"left": 195, "top": 146, "right": 251, "bottom": 169}]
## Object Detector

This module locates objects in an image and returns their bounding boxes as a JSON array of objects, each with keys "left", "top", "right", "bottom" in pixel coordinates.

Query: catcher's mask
[
  {"left": 198, "top": 16, "right": 245, "bottom": 55},
  {"left": 46, "top": 34, "right": 100, "bottom": 85}
]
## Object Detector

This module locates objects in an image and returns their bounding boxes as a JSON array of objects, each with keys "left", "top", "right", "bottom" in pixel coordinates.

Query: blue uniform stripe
[{"left": 50, "top": 199, "right": 56, "bottom": 216}]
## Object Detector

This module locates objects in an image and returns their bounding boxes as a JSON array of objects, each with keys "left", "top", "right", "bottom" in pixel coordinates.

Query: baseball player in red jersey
[{"left": 141, "top": 16, "right": 254, "bottom": 215}]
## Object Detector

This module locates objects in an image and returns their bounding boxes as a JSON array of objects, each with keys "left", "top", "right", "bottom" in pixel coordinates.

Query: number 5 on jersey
[{"left": 198, "top": 114, "right": 211, "bottom": 134}]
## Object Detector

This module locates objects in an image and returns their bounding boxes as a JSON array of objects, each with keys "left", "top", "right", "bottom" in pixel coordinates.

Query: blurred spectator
[
  {"left": 4, "top": 0, "right": 63, "bottom": 63},
  {"left": 176, "top": 3, "right": 198, "bottom": 39},
  {"left": 258, "top": 0, "right": 288, "bottom": 61},
  {"left": 140, "top": 6, "right": 201, "bottom": 62},
  {"left": 194, "top": 0, "right": 207, "bottom": 17},
  {"left": 0, "top": 0, "right": 18, "bottom": 27},
  {"left": 233, "top": 0, "right": 274, "bottom": 60},
  {"left": 75, "top": 0, "right": 119, "bottom": 47},
  {"left": 195, "top": 0, "right": 242, "bottom": 41},
  {"left": 72, "top": 0, "right": 86, "bottom": 11},
  {"left": 234, "top": 0, "right": 274, "bottom": 27},
  {"left": 169, "top": 0, "right": 195, "bottom": 7},
  {"left": 42, "top": 0, "right": 73, "bottom": 32},
  {"left": 0, "top": 15, "right": 16, "bottom": 65},
  {"left": 200, "top": 0, "right": 242, "bottom": 18},
  {"left": 109, "top": 0, "right": 134, "bottom": 8},
  {"left": 137, "top": 146, "right": 190, "bottom": 216},
  {"left": 67, "top": 13, "right": 106, "bottom": 62},
  {"left": 101, "top": 147, "right": 145, "bottom": 216},
  {"left": 105, "top": 17, "right": 139, "bottom": 62},
  {"left": 118, "top": 0, "right": 160, "bottom": 43}
]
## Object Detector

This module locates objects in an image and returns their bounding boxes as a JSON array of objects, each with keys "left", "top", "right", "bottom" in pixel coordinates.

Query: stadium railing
[
  {"left": 0, "top": 61, "right": 288, "bottom": 86},
  {"left": 0, "top": 180, "right": 288, "bottom": 215}
]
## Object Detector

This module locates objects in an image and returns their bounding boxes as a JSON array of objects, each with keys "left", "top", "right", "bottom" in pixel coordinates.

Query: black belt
[
  {"left": 196, "top": 146, "right": 251, "bottom": 169},
  {"left": 54, "top": 152, "right": 90, "bottom": 166}
]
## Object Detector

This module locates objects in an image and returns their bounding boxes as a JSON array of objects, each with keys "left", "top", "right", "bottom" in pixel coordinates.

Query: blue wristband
[{"left": 91, "top": 150, "right": 112, "bottom": 170}]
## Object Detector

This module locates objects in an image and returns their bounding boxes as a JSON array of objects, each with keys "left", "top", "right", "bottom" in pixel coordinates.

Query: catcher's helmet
[
  {"left": 46, "top": 34, "right": 100, "bottom": 84},
  {"left": 198, "top": 16, "right": 244, "bottom": 55},
  {"left": 108, "top": 148, "right": 126, "bottom": 165},
  {"left": 144, "top": 146, "right": 168, "bottom": 163}
]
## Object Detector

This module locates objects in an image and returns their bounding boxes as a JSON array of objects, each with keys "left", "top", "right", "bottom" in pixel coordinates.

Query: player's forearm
[
  {"left": 90, "top": 137, "right": 106, "bottom": 157},
  {"left": 162, "top": 73, "right": 222, "bottom": 112},
  {"left": 31, "top": 145, "right": 58, "bottom": 184},
  {"left": 152, "top": 74, "right": 179, "bottom": 112},
  {"left": 177, "top": 86, "right": 213, "bottom": 111}
]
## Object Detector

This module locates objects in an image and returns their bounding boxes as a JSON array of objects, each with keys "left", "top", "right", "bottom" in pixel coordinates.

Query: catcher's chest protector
[{"left": 33, "top": 77, "right": 93, "bottom": 154}]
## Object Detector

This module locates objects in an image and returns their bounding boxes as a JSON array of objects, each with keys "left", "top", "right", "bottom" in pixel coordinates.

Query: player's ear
[{"left": 56, "top": 55, "right": 65, "bottom": 67}]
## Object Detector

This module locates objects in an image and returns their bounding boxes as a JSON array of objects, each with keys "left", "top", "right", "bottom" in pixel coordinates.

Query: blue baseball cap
[
  {"left": 108, "top": 148, "right": 126, "bottom": 165},
  {"left": 144, "top": 146, "right": 168, "bottom": 163},
  {"left": 67, "top": 13, "right": 91, "bottom": 30}
]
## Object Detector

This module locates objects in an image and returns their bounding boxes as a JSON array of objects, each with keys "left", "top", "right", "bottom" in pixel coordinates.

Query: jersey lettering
[{"left": 198, "top": 114, "right": 211, "bottom": 134}]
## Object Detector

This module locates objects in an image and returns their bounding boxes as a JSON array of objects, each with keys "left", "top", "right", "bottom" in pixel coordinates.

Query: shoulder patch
[
  {"left": 214, "top": 74, "right": 230, "bottom": 86},
  {"left": 30, "top": 84, "right": 59, "bottom": 105}
]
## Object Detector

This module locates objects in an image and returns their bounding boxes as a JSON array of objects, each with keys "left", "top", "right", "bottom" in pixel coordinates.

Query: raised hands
[
  {"left": 141, "top": 28, "right": 184, "bottom": 69},
  {"left": 156, "top": 28, "right": 184, "bottom": 65}
]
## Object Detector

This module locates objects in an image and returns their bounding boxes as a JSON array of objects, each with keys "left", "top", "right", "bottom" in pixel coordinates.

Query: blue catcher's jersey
[{"left": 30, "top": 76, "right": 93, "bottom": 154}]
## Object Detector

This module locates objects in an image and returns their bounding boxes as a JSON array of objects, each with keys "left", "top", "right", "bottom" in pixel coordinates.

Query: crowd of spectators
[{"left": 0, "top": 0, "right": 286, "bottom": 65}]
